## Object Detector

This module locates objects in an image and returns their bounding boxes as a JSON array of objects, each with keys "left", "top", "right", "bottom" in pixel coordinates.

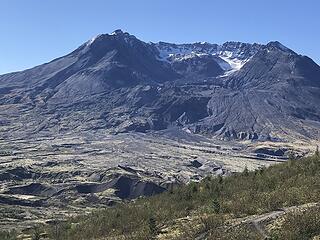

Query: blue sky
[{"left": 0, "top": 0, "right": 319, "bottom": 74}]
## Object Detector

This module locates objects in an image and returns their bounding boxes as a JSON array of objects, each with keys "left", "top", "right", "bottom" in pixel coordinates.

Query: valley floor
[{"left": 1, "top": 149, "right": 319, "bottom": 240}]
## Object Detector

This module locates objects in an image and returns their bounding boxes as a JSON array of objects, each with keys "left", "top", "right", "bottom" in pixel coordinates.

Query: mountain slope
[
  {"left": 0, "top": 30, "right": 319, "bottom": 141},
  {"left": 195, "top": 42, "right": 320, "bottom": 140}
]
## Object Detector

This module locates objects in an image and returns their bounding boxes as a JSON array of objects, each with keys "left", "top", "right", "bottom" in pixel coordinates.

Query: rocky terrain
[
  {"left": 1, "top": 129, "right": 311, "bottom": 231},
  {"left": 0, "top": 29, "right": 319, "bottom": 141},
  {"left": 13, "top": 153, "right": 318, "bottom": 240},
  {"left": 0, "top": 29, "right": 319, "bottom": 231}
]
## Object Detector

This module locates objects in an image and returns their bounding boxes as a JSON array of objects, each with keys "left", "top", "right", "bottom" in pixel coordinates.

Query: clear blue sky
[{"left": 1, "top": 0, "right": 319, "bottom": 74}]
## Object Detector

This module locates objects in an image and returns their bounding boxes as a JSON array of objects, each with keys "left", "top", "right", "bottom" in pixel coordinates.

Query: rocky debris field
[{"left": 0, "top": 129, "right": 313, "bottom": 231}]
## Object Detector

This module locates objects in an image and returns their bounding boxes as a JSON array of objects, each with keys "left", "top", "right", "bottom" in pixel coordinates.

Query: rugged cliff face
[{"left": 0, "top": 30, "right": 319, "bottom": 141}]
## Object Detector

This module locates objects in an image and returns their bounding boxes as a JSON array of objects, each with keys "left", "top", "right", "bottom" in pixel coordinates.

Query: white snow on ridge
[
  {"left": 219, "top": 55, "right": 247, "bottom": 71},
  {"left": 171, "top": 52, "right": 210, "bottom": 61},
  {"left": 156, "top": 45, "right": 194, "bottom": 62},
  {"left": 217, "top": 50, "right": 250, "bottom": 72},
  {"left": 86, "top": 34, "right": 103, "bottom": 46},
  {"left": 155, "top": 43, "right": 252, "bottom": 74}
]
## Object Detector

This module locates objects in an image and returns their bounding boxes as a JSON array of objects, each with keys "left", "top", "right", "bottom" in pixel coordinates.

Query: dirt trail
[
  {"left": 245, "top": 203, "right": 319, "bottom": 239},
  {"left": 250, "top": 210, "right": 285, "bottom": 238},
  {"left": 191, "top": 203, "right": 319, "bottom": 240}
]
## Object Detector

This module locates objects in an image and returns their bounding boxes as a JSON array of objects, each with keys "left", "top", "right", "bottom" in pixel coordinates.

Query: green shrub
[
  {"left": 270, "top": 205, "right": 320, "bottom": 240},
  {"left": 45, "top": 153, "right": 320, "bottom": 239}
]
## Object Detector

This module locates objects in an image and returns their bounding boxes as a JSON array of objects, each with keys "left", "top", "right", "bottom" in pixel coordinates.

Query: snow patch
[
  {"left": 219, "top": 55, "right": 246, "bottom": 71},
  {"left": 86, "top": 34, "right": 103, "bottom": 46},
  {"left": 171, "top": 52, "right": 210, "bottom": 61},
  {"left": 155, "top": 43, "right": 253, "bottom": 74}
]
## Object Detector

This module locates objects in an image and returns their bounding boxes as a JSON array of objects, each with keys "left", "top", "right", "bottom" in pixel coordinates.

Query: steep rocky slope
[{"left": 0, "top": 30, "right": 319, "bottom": 141}]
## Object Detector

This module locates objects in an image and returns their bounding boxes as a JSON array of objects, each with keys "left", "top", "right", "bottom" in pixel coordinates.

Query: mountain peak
[
  {"left": 266, "top": 41, "right": 293, "bottom": 53},
  {"left": 87, "top": 34, "right": 105, "bottom": 45},
  {"left": 86, "top": 29, "right": 134, "bottom": 46},
  {"left": 0, "top": 32, "right": 319, "bottom": 143},
  {"left": 110, "top": 29, "right": 128, "bottom": 36}
]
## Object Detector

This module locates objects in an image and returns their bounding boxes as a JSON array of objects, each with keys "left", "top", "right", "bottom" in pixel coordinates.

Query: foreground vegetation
[
  {"left": 1, "top": 152, "right": 320, "bottom": 239},
  {"left": 270, "top": 204, "right": 320, "bottom": 240}
]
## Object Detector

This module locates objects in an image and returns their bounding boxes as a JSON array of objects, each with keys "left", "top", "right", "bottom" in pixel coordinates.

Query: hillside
[
  {"left": 0, "top": 30, "right": 319, "bottom": 141},
  {"left": 3, "top": 152, "right": 318, "bottom": 240}
]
